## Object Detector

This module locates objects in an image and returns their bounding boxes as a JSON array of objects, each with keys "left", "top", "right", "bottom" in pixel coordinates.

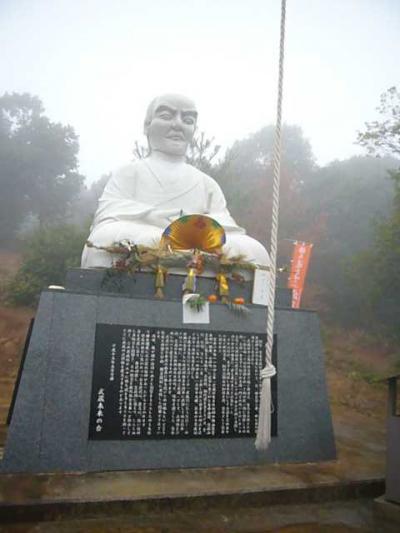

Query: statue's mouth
[{"left": 167, "top": 134, "right": 185, "bottom": 141}]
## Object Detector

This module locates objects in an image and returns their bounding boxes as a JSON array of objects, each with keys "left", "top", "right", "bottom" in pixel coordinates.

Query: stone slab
[
  {"left": 2, "top": 294, "right": 54, "bottom": 471},
  {"left": 65, "top": 267, "right": 293, "bottom": 307},
  {"left": 1, "top": 271, "right": 335, "bottom": 473},
  {"left": 374, "top": 496, "right": 400, "bottom": 532}
]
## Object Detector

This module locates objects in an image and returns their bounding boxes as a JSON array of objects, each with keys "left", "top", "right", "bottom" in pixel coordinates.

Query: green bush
[{"left": 7, "top": 224, "right": 87, "bottom": 306}]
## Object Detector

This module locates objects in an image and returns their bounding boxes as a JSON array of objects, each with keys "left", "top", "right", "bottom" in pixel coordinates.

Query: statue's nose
[{"left": 171, "top": 115, "right": 184, "bottom": 129}]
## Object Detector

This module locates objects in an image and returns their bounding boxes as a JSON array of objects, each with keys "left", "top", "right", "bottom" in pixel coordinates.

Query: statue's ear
[{"left": 145, "top": 135, "right": 151, "bottom": 153}]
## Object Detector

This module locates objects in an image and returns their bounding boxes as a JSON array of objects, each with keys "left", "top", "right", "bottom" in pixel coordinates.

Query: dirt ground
[
  {"left": 0, "top": 252, "right": 32, "bottom": 445},
  {"left": 0, "top": 251, "right": 21, "bottom": 283}
]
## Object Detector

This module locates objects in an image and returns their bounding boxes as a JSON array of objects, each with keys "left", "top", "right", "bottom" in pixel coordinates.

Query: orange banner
[{"left": 288, "top": 242, "right": 313, "bottom": 309}]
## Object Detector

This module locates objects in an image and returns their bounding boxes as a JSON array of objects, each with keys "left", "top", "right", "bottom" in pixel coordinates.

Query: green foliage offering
[
  {"left": 6, "top": 224, "right": 87, "bottom": 306},
  {"left": 186, "top": 294, "right": 207, "bottom": 312},
  {"left": 0, "top": 92, "right": 84, "bottom": 244}
]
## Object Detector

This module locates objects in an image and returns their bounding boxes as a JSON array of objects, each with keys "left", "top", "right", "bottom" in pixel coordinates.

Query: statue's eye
[
  {"left": 183, "top": 116, "right": 195, "bottom": 125},
  {"left": 158, "top": 112, "right": 172, "bottom": 120}
]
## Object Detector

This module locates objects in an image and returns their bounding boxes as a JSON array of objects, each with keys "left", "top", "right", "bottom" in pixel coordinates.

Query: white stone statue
[{"left": 81, "top": 94, "right": 270, "bottom": 268}]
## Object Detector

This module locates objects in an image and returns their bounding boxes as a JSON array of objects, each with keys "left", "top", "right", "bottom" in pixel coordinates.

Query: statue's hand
[{"left": 146, "top": 208, "right": 185, "bottom": 227}]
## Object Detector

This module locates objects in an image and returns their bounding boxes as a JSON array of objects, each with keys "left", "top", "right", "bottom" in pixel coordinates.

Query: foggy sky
[{"left": 1, "top": 0, "right": 399, "bottom": 183}]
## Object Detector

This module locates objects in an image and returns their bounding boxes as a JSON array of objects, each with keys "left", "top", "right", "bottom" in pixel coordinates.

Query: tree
[
  {"left": 350, "top": 87, "right": 400, "bottom": 337},
  {"left": 6, "top": 223, "right": 88, "bottom": 306},
  {"left": 213, "top": 124, "right": 400, "bottom": 318},
  {"left": 214, "top": 124, "right": 316, "bottom": 247},
  {"left": 186, "top": 132, "right": 221, "bottom": 175},
  {"left": 357, "top": 86, "right": 400, "bottom": 157},
  {"left": 300, "top": 156, "right": 397, "bottom": 318},
  {"left": 71, "top": 172, "right": 111, "bottom": 226},
  {"left": 0, "top": 93, "right": 84, "bottom": 245}
]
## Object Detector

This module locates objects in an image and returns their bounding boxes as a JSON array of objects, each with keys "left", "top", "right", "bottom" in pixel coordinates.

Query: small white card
[
  {"left": 182, "top": 294, "right": 210, "bottom": 324},
  {"left": 252, "top": 268, "right": 270, "bottom": 306}
]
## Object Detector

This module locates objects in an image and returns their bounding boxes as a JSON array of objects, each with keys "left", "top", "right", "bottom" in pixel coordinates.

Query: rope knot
[{"left": 260, "top": 363, "right": 276, "bottom": 380}]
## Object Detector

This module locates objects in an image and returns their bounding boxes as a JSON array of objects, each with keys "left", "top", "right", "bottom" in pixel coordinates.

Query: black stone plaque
[{"left": 89, "top": 324, "right": 277, "bottom": 440}]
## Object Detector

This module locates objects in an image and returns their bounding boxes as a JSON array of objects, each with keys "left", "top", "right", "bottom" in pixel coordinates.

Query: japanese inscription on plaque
[{"left": 89, "top": 324, "right": 277, "bottom": 440}]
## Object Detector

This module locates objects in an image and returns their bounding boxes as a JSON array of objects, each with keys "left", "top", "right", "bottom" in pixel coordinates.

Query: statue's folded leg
[
  {"left": 81, "top": 222, "right": 163, "bottom": 268},
  {"left": 223, "top": 233, "right": 270, "bottom": 267}
]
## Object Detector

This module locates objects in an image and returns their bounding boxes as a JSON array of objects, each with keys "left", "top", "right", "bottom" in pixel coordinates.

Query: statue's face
[{"left": 145, "top": 94, "right": 197, "bottom": 156}]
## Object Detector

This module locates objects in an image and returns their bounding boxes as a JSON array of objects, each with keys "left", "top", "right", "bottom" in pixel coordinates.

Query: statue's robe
[{"left": 81, "top": 157, "right": 269, "bottom": 268}]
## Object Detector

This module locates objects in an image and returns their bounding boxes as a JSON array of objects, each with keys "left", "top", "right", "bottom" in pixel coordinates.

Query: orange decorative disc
[{"left": 161, "top": 215, "right": 226, "bottom": 253}]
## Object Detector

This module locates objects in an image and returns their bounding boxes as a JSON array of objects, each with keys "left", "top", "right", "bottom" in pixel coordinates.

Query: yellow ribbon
[
  {"left": 155, "top": 265, "right": 167, "bottom": 298},
  {"left": 183, "top": 267, "right": 196, "bottom": 293},
  {"left": 216, "top": 273, "right": 229, "bottom": 297}
]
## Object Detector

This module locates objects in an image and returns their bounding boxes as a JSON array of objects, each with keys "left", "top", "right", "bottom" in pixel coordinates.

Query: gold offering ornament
[
  {"left": 161, "top": 215, "right": 226, "bottom": 295},
  {"left": 161, "top": 214, "right": 226, "bottom": 253}
]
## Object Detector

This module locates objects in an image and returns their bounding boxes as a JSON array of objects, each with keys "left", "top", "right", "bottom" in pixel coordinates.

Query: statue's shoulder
[
  {"left": 101, "top": 161, "right": 146, "bottom": 197},
  {"left": 106, "top": 160, "right": 148, "bottom": 187},
  {"left": 112, "top": 160, "right": 145, "bottom": 178},
  {"left": 185, "top": 163, "right": 220, "bottom": 190}
]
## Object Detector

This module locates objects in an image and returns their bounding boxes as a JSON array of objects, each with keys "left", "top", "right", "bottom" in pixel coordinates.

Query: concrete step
[
  {"left": 0, "top": 498, "right": 383, "bottom": 532},
  {"left": 0, "top": 465, "right": 384, "bottom": 525}
]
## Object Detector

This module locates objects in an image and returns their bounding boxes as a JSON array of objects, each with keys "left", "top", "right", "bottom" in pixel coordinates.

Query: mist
[{"left": 0, "top": 0, "right": 398, "bottom": 183}]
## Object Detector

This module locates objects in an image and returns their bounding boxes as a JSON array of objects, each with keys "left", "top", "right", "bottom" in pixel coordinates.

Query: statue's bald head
[
  {"left": 143, "top": 93, "right": 197, "bottom": 134},
  {"left": 143, "top": 94, "right": 198, "bottom": 156}
]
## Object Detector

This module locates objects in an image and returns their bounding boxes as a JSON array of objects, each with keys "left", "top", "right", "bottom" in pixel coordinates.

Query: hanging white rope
[{"left": 255, "top": 0, "right": 287, "bottom": 451}]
